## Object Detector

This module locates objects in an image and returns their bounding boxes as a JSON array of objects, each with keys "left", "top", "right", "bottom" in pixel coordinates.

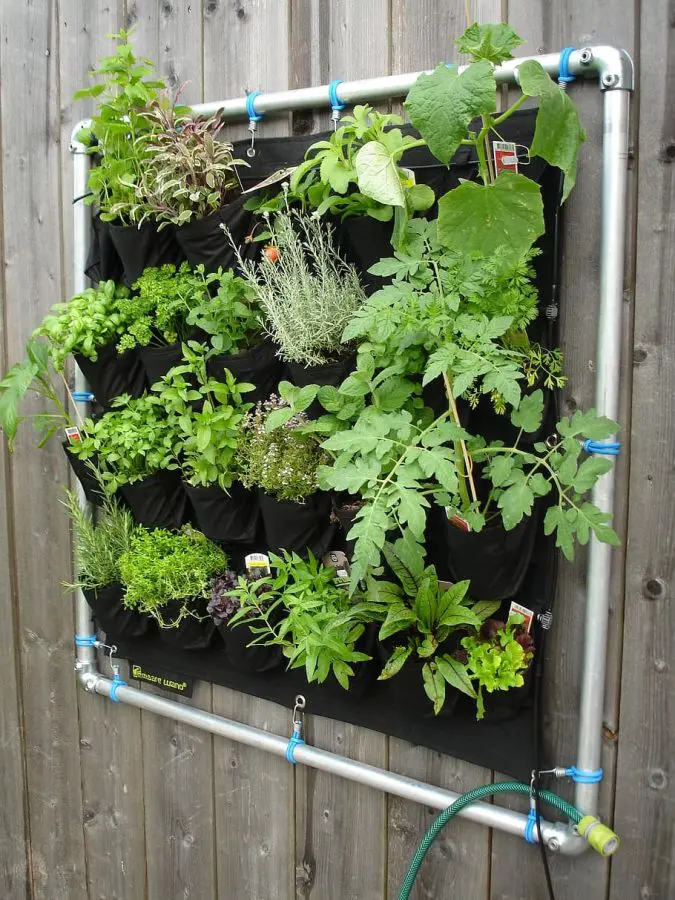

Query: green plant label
[{"left": 130, "top": 662, "right": 194, "bottom": 697}]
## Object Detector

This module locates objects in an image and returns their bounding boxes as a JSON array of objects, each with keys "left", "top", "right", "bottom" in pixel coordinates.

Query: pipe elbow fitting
[
  {"left": 69, "top": 118, "right": 93, "bottom": 154},
  {"left": 589, "top": 46, "right": 634, "bottom": 91}
]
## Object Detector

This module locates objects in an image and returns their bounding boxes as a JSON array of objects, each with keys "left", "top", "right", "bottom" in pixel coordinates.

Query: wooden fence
[{"left": 0, "top": 1, "right": 671, "bottom": 898}]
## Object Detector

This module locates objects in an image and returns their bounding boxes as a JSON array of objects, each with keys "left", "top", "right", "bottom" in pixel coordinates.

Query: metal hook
[
  {"left": 247, "top": 119, "right": 258, "bottom": 158},
  {"left": 292, "top": 694, "right": 306, "bottom": 728}
]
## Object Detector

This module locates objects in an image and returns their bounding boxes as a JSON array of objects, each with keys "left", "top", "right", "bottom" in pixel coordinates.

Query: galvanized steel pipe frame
[{"left": 69, "top": 45, "right": 633, "bottom": 856}]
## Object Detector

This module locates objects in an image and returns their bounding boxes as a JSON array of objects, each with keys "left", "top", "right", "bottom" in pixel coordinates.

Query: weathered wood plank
[
  {"left": 490, "top": 4, "right": 636, "bottom": 897},
  {"left": 159, "top": 0, "right": 204, "bottom": 105},
  {"left": 295, "top": 716, "right": 387, "bottom": 900},
  {"left": 0, "top": 0, "right": 88, "bottom": 896},
  {"left": 387, "top": 745, "right": 491, "bottom": 900},
  {"left": 141, "top": 679, "right": 216, "bottom": 900},
  {"left": 609, "top": 1, "right": 675, "bottom": 898},
  {"left": 124, "top": 0, "right": 160, "bottom": 62},
  {"left": 204, "top": 0, "right": 291, "bottom": 140},
  {"left": 212, "top": 687, "right": 294, "bottom": 899}
]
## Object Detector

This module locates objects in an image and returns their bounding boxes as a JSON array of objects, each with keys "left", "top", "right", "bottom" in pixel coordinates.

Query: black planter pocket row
[
  {"left": 119, "top": 470, "right": 187, "bottom": 531},
  {"left": 184, "top": 481, "right": 260, "bottom": 544},
  {"left": 259, "top": 491, "right": 335, "bottom": 558},
  {"left": 218, "top": 611, "right": 284, "bottom": 674},
  {"left": 108, "top": 220, "right": 184, "bottom": 288},
  {"left": 174, "top": 196, "right": 260, "bottom": 274},
  {"left": 63, "top": 441, "right": 105, "bottom": 507},
  {"left": 206, "top": 339, "right": 283, "bottom": 406},
  {"left": 139, "top": 341, "right": 186, "bottom": 388},
  {"left": 287, "top": 355, "right": 355, "bottom": 418},
  {"left": 157, "top": 600, "right": 216, "bottom": 651},
  {"left": 74, "top": 343, "right": 146, "bottom": 409},
  {"left": 83, "top": 583, "right": 151, "bottom": 641}
]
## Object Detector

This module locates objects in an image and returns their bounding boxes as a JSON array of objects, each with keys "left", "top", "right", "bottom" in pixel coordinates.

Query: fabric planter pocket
[
  {"left": 138, "top": 342, "right": 185, "bottom": 388},
  {"left": 108, "top": 220, "right": 184, "bottom": 288},
  {"left": 74, "top": 343, "right": 146, "bottom": 409},
  {"left": 158, "top": 600, "right": 216, "bottom": 651},
  {"left": 322, "top": 622, "right": 379, "bottom": 699},
  {"left": 120, "top": 470, "right": 187, "bottom": 530},
  {"left": 83, "top": 584, "right": 150, "bottom": 641},
  {"left": 376, "top": 638, "right": 461, "bottom": 719},
  {"left": 218, "top": 610, "right": 284, "bottom": 674},
  {"left": 85, "top": 215, "right": 124, "bottom": 285},
  {"left": 286, "top": 355, "right": 355, "bottom": 417},
  {"left": 477, "top": 660, "right": 535, "bottom": 723},
  {"left": 62, "top": 441, "right": 105, "bottom": 507},
  {"left": 426, "top": 505, "right": 539, "bottom": 601},
  {"left": 333, "top": 503, "right": 361, "bottom": 559},
  {"left": 174, "top": 196, "right": 259, "bottom": 274},
  {"left": 206, "top": 340, "right": 282, "bottom": 405},
  {"left": 259, "top": 491, "right": 334, "bottom": 558},
  {"left": 184, "top": 482, "right": 260, "bottom": 544}
]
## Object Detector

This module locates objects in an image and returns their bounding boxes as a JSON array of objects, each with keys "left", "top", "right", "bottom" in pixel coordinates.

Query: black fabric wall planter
[
  {"left": 375, "top": 636, "right": 461, "bottom": 717},
  {"left": 119, "top": 470, "right": 187, "bottom": 530},
  {"left": 287, "top": 355, "right": 355, "bottom": 417},
  {"left": 83, "top": 584, "right": 150, "bottom": 641},
  {"left": 74, "top": 343, "right": 146, "bottom": 410},
  {"left": 333, "top": 502, "right": 361, "bottom": 558},
  {"left": 85, "top": 215, "right": 125, "bottom": 285},
  {"left": 174, "top": 196, "right": 259, "bottom": 274},
  {"left": 158, "top": 603, "right": 216, "bottom": 651},
  {"left": 426, "top": 506, "right": 539, "bottom": 601},
  {"left": 62, "top": 441, "right": 105, "bottom": 507},
  {"left": 218, "top": 618, "right": 283, "bottom": 674},
  {"left": 138, "top": 342, "right": 185, "bottom": 387},
  {"left": 108, "top": 220, "right": 184, "bottom": 287},
  {"left": 259, "top": 491, "right": 334, "bottom": 557},
  {"left": 183, "top": 481, "right": 260, "bottom": 544},
  {"left": 206, "top": 340, "right": 282, "bottom": 405}
]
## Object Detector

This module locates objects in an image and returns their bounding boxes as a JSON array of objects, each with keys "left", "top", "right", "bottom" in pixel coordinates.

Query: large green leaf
[
  {"left": 405, "top": 61, "right": 496, "bottom": 165},
  {"left": 518, "top": 59, "right": 587, "bottom": 202},
  {"left": 354, "top": 141, "right": 405, "bottom": 207},
  {"left": 455, "top": 23, "right": 523, "bottom": 65},
  {"left": 437, "top": 172, "right": 544, "bottom": 261}
]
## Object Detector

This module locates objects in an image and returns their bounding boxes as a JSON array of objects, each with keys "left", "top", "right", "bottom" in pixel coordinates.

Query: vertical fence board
[
  {"left": 489, "top": 3, "right": 636, "bottom": 898},
  {"left": 159, "top": 0, "right": 204, "bottom": 105},
  {"left": 204, "top": 0, "right": 291, "bottom": 140},
  {"left": 609, "top": 1, "right": 675, "bottom": 897},
  {"left": 0, "top": 0, "right": 88, "bottom": 897},
  {"left": 295, "top": 718, "right": 387, "bottom": 900},
  {"left": 212, "top": 688, "right": 294, "bottom": 900},
  {"left": 141, "top": 681, "right": 216, "bottom": 900}
]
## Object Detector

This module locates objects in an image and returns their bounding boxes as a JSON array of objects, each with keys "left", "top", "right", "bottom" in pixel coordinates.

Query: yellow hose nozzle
[{"left": 578, "top": 816, "right": 620, "bottom": 857}]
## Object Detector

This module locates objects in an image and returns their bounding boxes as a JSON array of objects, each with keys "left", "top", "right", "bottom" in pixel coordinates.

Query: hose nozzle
[{"left": 577, "top": 816, "right": 620, "bottom": 857}]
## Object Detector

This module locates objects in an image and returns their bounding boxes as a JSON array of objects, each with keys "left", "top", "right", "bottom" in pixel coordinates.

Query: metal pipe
[
  {"left": 188, "top": 46, "right": 633, "bottom": 120},
  {"left": 79, "top": 671, "right": 583, "bottom": 854},
  {"left": 574, "top": 88, "right": 631, "bottom": 814},
  {"left": 67, "top": 46, "right": 632, "bottom": 854}
]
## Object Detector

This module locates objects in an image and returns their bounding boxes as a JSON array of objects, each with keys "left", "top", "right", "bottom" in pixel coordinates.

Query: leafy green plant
[
  {"left": 75, "top": 31, "right": 177, "bottom": 224},
  {"left": 237, "top": 396, "right": 329, "bottom": 502},
  {"left": 228, "top": 551, "right": 371, "bottom": 689},
  {"left": 69, "top": 392, "right": 177, "bottom": 493},
  {"left": 366, "top": 537, "right": 500, "bottom": 713},
  {"left": 0, "top": 337, "right": 80, "bottom": 451},
  {"left": 139, "top": 106, "right": 247, "bottom": 227},
  {"left": 62, "top": 490, "right": 139, "bottom": 591},
  {"left": 232, "top": 209, "right": 367, "bottom": 366},
  {"left": 461, "top": 615, "right": 534, "bottom": 719},
  {"left": 153, "top": 342, "right": 253, "bottom": 489},
  {"left": 186, "top": 269, "right": 264, "bottom": 355},
  {"left": 37, "top": 281, "right": 134, "bottom": 369},
  {"left": 118, "top": 526, "right": 228, "bottom": 625},
  {"left": 116, "top": 263, "right": 213, "bottom": 352}
]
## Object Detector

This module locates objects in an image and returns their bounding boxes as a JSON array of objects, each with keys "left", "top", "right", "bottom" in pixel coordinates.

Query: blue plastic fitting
[
  {"left": 558, "top": 47, "right": 576, "bottom": 83},
  {"left": 286, "top": 727, "right": 305, "bottom": 764},
  {"left": 109, "top": 673, "right": 127, "bottom": 703},
  {"left": 74, "top": 634, "right": 97, "bottom": 647},
  {"left": 524, "top": 807, "right": 538, "bottom": 844},
  {"left": 72, "top": 390, "right": 95, "bottom": 403},
  {"left": 583, "top": 439, "right": 621, "bottom": 456},
  {"left": 246, "top": 90, "right": 264, "bottom": 122},
  {"left": 328, "top": 79, "right": 346, "bottom": 111},
  {"left": 566, "top": 766, "right": 603, "bottom": 784}
]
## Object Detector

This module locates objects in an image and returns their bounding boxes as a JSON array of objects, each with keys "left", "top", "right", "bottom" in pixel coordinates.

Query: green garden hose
[{"left": 398, "top": 782, "right": 619, "bottom": 900}]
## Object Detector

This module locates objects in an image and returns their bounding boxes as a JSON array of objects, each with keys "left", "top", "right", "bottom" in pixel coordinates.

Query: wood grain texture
[
  {"left": 159, "top": 0, "right": 204, "bottom": 105},
  {"left": 609, "top": 1, "right": 675, "bottom": 898},
  {"left": 141, "top": 680, "right": 216, "bottom": 900},
  {"left": 212, "top": 686, "right": 294, "bottom": 900},
  {"left": 295, "top": 717, "right": 387, "bottom": 900},
  {"left": 204, "top": 0, "right": 291, "bottom": 140},
  {"left": 0, "top": 1, "right": 88, "bottom": 897},
  {"left": 387, "top": 744, "right": 491, "bottom": 900}
]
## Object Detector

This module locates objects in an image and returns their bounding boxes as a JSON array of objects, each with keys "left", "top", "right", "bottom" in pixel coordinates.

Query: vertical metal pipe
[
  {"left": 70, "top": 141, "right": 96, "bottom": 665},
  {"left": 575, "top": 89, "right": 630, "bottom": 813}
]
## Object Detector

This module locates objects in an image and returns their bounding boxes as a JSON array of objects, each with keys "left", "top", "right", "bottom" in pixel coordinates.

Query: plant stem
[
  {"left": 491, "top": 94, "right": 528, "bottom": 128},
  {"left": 443, "top": 371, "right": 478, "bottom": 505},
  {"left": 481, "top": 116, "right": 495, "bottom": 183},
  {"left": 474, "top": 134, "right": 490, "bottom": 186}
]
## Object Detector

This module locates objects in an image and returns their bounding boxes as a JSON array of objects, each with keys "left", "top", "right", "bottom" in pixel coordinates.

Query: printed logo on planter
[{"left": 130, "top": 662, "right": 194, "bottom": 697}]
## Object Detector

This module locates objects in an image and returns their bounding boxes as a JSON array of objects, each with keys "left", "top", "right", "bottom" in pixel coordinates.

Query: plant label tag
[
  {"left": 494, "top": 141, "right": 519, "bottom": 175},
  {"left": 323, "top": 550, "right": 351, "bottom": 585},
  {"left": 445, "top": 510, "right": 472, "bottom": 532},
  {"left": 508, "top": 601, "right": 535, "bottom": 633},
  {"left": 130, "top": 662, "right": 194, "bottom": 697},
  {"left": 242, "top": 167, "right": 297, "bottom": 195},
  {"left": 245, "top": 553, "right": 271, "bottom": 580},
  {"left": 399, "top": 167, "right": 416, "bottom": 188},
  {"left": 64, "top": 426, "right": 82, "bottom": 445}
]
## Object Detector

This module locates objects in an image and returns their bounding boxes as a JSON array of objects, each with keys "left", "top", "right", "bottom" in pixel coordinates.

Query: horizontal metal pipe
[{"left": 81, "top": 673, "right": 584, "bottom": 855}]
